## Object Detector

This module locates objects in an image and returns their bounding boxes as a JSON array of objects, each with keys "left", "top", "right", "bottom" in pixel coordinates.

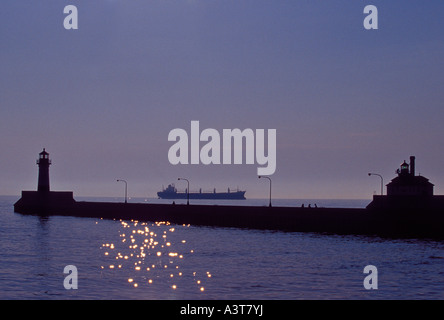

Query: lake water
[{"left": 1, "top": 196, "right": 444, "bottom": 300}]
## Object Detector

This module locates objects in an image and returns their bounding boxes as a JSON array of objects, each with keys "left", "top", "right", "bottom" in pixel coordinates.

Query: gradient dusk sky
[{"left": 1, "top": 1, "right": 444, "bottom": 199}]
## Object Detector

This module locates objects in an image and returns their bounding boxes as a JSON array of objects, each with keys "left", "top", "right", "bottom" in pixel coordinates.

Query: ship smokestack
[{"left": 410, "top": 156, "right": 415, "bottom": 176}]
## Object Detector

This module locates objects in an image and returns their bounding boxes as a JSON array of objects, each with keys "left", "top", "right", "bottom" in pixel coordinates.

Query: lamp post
[
  {"left": 259, "top": 176, "right": 272, "bottom": 207},
  {"left": 178, "top": 178, "right": 190, "bottom": 205},
  {"left": 117, "top": 179, "right": 128, "bottom": 203},
  {"left": 368, "top": 173, "right": 383, "bottom": 196}
]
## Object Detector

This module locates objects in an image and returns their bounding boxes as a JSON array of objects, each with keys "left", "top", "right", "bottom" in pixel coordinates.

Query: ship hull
[{"left": 157, "top": 191, "right": 246, "bottom": 200}]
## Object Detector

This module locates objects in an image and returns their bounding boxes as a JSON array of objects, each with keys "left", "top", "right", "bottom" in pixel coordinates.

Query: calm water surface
[{"left": 1, "top": 196, "right": 444, "bottom": 300}]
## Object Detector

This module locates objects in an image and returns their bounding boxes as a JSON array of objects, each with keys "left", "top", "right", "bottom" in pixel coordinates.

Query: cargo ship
[{"left": 157, "top": 184, "right": 246, "bottom": 200}]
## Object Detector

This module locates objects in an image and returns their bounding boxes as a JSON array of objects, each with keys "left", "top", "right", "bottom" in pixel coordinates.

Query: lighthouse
[
  {"left": 387, "top": 156, "right": 434, "bottom": 197},
  {"left": 14, "top": 149, "right": 74, "bottom": 214},
  {"left": 37, "top": 148, "right": 51, "bottom": 192}
]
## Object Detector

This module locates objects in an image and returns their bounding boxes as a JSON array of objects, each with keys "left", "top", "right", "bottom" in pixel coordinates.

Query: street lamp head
[{"left": 368, "top": 173, "right": 371, "bottom": 176}]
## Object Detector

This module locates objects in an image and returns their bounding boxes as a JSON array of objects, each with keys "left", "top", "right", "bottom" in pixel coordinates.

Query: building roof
[{"left": 388, "top": 175, "right": 434, "bottom": 187}]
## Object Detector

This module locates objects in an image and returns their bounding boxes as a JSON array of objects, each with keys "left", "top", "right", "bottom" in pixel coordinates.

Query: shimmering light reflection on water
[{"left": 98, "top": 219, "right": 211, "bottom": 294}]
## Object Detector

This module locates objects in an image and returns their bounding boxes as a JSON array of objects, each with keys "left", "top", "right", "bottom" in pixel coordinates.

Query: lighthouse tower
[
  {"left": 37, "top": 148, "right": 51, "bottom": 192},
  {"left": 14, "top": 149, "right": 73, "bottom": 214}
]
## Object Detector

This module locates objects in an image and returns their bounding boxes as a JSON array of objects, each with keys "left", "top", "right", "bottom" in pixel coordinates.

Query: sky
[{"left": 1, "top": 0, "right": 444, "bottom": 200}]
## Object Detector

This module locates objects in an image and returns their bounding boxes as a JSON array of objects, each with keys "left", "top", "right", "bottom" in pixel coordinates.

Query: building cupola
[{"left": 398, "top": 160, "right": 410, "bottom": 177}]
